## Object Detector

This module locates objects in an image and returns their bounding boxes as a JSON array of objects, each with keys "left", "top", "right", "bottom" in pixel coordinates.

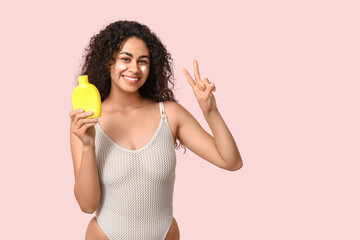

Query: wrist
[
  {"left": 203, "top": 107, "right": 219, "bottom": 119},
  {"left": 82, "top": 143, "right": 95, "bottom": 151}
]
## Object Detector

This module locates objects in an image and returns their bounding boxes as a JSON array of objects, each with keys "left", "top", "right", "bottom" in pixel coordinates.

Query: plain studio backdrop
[{"left": 0, "top": 0, "right": 359, "bottom": 239}]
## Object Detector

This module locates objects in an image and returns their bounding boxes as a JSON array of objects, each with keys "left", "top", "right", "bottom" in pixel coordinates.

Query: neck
[{"left": 103, "top": 86, "right": 147, "bottom": 112}]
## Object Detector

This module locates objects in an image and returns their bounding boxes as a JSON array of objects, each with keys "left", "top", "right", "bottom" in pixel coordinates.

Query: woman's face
[{"left": 110, "top": 37, "right": 150, "bottom": 92}]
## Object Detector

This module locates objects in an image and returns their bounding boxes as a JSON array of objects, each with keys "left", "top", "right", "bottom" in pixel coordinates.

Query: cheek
[
  {"left": 140, "top": 65, "right": 147, "bottom": 72},
  {"left": 119, "top": 64, "right": 126, "bottom": 70}
]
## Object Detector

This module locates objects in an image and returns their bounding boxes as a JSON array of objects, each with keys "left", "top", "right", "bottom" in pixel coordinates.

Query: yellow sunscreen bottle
[{"left": 72, "top": 75, "right": 102, "bottom": 118}]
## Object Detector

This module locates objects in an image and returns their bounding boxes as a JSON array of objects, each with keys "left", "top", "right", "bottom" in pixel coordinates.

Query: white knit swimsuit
[{"left": 94, "top": 102, "right": 177, "bottom": 240}]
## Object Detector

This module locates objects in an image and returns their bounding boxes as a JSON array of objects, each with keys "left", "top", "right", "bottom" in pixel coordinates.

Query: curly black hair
[{"left": 74, "top": 20, "right": 186, "bottom": 152}]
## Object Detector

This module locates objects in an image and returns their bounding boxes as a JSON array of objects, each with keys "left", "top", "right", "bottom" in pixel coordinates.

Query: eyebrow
[{"left": 119, "top": 51, "right": 150, "bottom": 59}]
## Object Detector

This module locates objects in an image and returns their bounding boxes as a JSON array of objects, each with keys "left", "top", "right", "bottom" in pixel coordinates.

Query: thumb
[{"left": 205, "top": 83, "right": 215, "bottom": 97}]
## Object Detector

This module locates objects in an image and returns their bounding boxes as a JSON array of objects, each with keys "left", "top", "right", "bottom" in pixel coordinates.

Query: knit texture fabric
[{"left": 93, "top": 102, "right": 177, "bottom": 240}]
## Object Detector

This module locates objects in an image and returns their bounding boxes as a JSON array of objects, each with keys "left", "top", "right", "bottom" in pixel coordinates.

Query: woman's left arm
[
  {"left": 202, "top": 106, "right": 243, "bottom": 171},
  {"left": 180, "top": 60, "right": 243, "bottom": 171}
]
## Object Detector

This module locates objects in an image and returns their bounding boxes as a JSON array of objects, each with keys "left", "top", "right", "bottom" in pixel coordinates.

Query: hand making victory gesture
[{"left": 182, "top": 60, "right": 217, "bottom": 115}]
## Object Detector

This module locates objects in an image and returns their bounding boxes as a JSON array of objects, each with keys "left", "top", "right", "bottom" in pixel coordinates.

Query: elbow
[
  {"left": 228, "top": 159, "right": 243, "bottom": 171},
  {"left": 77, "top": 199, "right": 99, "bottom": 214},
  {"left": 78, "top": 199, "right": 100, "bottom": 214},
  {"left": 80, "top": 205, "right": 97, "bottom": 214},
  {"left": 74, "top": 185, "right": 100, "bottom": 214}
]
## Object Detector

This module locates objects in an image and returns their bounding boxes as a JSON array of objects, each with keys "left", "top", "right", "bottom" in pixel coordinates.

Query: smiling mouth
[{"left": 122, "top": 75, "right": 140, "bottom": 82}]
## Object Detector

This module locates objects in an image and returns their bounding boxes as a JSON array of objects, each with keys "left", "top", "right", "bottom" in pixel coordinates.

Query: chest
[
  {"left": 97, "top": 111, "right": 176, "bottom": 151},
  {"left": 95, "top": 111, "right": 177, "bottom": 186}
]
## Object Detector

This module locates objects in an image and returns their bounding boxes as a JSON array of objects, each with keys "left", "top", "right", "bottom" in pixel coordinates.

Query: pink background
[{"left": 1, "top": 0, "right": 359, "bottom": 239}]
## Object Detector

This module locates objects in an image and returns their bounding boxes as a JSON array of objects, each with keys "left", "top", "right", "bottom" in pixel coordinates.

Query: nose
[{"left": 128, "top": 60, "right": 140, "bottom": 74}]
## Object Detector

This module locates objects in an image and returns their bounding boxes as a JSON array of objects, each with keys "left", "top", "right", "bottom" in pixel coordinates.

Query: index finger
[
  {"left": 69, "top": 108, "right": 84, "bottom": 120},
  {"left": 182, "top": 68, "right": 196, "bottom": 87},
  {"left": 193, "top": 60, "right": 201, "bottom": 82}
]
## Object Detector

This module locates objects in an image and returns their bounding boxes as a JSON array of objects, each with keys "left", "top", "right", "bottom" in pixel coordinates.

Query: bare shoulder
[
  {"left": 163, "top": 100, "right": 195, "bottom": 138},
  {"left": 163, "top": 100, "right": 188, "bottom": 115},
  {"left": 162, "top": 101, "right": 184, "bottom": 138},
  {"left": 163, "top": 100, "right": 194, "bottom": 121},
  {"left": 163, "top": 101, "right": 189, "bottom": 123}
]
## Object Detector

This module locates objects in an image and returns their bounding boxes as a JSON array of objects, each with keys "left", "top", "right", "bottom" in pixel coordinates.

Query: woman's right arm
[{"left": 69, "top": 109, "right": 101, "bottom": 214}]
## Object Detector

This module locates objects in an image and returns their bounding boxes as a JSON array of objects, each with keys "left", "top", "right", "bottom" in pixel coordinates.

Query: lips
[
  {"left": 122, "top": 75, "right": 140, "bottom": 83},
  {"left": 123, "top": 75, "right": 139, "bottom": 80}
]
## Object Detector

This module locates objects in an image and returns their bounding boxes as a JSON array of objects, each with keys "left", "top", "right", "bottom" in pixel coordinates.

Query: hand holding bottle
[{"left": 69, "top": 109, "right": 98, "bottom": 146}]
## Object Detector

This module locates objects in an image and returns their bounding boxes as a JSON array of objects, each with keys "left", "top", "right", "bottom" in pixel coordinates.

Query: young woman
[{"left": 69, "top": 20, "right": 242, "bottom": 240}]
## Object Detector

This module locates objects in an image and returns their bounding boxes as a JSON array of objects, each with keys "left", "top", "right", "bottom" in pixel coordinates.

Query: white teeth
[{"left": 123, "top": 76, "right": 139, "bottom": 81}]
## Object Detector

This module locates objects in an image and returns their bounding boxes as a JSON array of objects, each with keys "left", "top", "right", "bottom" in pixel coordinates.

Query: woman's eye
[{"left": 120, "top": 58, "right": 147, "bottom": 64}]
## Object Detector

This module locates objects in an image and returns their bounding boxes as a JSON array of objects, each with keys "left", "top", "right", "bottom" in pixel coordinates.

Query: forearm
[
  {"left": 74, "top": 144, "right": 101, "bottom": 213},
  {"left": 203, "top": 108, "right": 242, "bottom": 169}
]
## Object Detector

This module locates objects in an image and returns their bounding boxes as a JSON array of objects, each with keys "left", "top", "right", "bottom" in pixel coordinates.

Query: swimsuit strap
[{"left": 159, "top": 102, "right": 166, "bottom": 119}]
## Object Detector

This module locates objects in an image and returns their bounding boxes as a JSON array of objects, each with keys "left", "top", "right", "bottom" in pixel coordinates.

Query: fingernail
[{"left": 89, "top": 111, "right": 93, "bottom": 115}]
